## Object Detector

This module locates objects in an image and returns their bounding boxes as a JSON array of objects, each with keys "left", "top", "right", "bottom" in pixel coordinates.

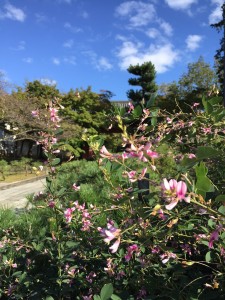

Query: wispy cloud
[
  {"left": 57, "top": 0, "right": 72, "bottom": 4},
  {"left": 83, "top": 51, "right": 113, "bottom": 71},
  {"left": 81, "top": 11, "right": 89, "bottom": 19},
  {"left": 115, "top": 1, "right": 156, "bottom": 27},
  {"left": 164, "top": 0, "right": 198, "bottom": 10},
  {"left": 23, "top": 57, "right": 33, "bottom": 63},
  {"left": 63, "top": 39, "right": 74, "bottom": 48},
  {"left": 185, "top": 34, "right": 203, "bottom": 51},
  {"left": 116, "top": 38, "right": 180, "bottom": 73},
  {"left": 159, "top": 20, "right": 173, "bottom": 36},
  {"left": 35, "top": 13, "right": 48, "bottom": 23},
  {"left": 40, "top": 78, "right": 57, "bottom": 86},
  {"left": 0, "top": 3, "right": 26, "bottom": 22},
  {"left": 209, "top": 0, "right": 223, "bottom": 24},
  {"left": 64, "top": 56, "right": 76, "bottom": 65},
  {"left": 11, "top": 41, "right": 26, "bottom": 51},
  {"left": 52, "top": 58, "right": 61, "bottom": 65},
  {"left": 64, "top": 22, "right": 82, "bottom": 33}
]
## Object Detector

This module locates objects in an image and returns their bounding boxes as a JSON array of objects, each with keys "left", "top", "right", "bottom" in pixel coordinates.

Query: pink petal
[
  {"left": 109, "top": 238, "right": 120, "bottom": 253},
  {"left": 165, "top": 200, "right": 178, "bottom": 210}
]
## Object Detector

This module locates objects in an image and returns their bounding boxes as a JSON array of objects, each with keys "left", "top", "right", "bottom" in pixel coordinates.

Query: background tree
[
  {"left": 178, "top": 56, "right": 217, "bottom": 97},
  {"left": 211, "top": 2, "right": 225, "bottom": 96},
  {"left": 127, "top": 61, "right": 157, "bottom": 106},
  {"left": 157, "top": 57, "right": 217, "bottom": 113}
]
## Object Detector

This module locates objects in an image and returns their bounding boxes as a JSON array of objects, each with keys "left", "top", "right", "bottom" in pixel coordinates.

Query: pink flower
[
  {"left": 128, "top": 102, "right": 134, "bottom": 113},
  {"left": 188, "top": 153, "right": 196, "bottom": 159},
  {"left": 100, "top": 146, "right": 113, "bottom": 158},
  {"left": 209, "top": 225, "right": 223, "bottom": 249},
  {"left": 162, "top": 179, "right": 190, "bottom": 210},
  {"left": 64, "top": 207, "right": 75, "bottom": 223},
  {"left": 72, "top": 183, "right": 80, "bottom": 191},
  {"left": 31, "top": 110, "right": 39, "bottom": 118},
  {"left": 109, "top": 238, "right": 121, "bottom": 253},
  {"left": 98, "top": 222, "right": 121, "bottom": 253},
  {"left": 160, "top": 252, "right": 177, "bottom": 264},
  {"left": 127, "top": 170, "right": 137, "bottom": 182},
  {"left": 49, "top": 107, "right": 60, "bottom": 122},
  {"left": 125, "top": 244, "right": 139, "bottom": 261},
  {"left": 146, "top": 150, "right": 159, "bottom": 159}
]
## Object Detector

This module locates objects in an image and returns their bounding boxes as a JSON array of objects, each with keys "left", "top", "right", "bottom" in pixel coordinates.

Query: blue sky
[{"left": 0, "top": 0, "right": 224, "bottom": 100}]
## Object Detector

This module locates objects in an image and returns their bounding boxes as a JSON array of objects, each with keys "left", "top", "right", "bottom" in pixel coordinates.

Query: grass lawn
[{"left": 0, "top": 172, "right": 46, "bottom": 183}]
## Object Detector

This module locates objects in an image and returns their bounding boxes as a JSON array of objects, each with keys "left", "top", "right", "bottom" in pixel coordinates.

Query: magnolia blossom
[
  {"left": 49, "top": 107, "right": 60, "bottom": 123},
  {"left": 162, "top": 178, "right": 190, "bottom": 210},
  {"left": 188, "top": 153, "right": 196, "bottom": 159}
]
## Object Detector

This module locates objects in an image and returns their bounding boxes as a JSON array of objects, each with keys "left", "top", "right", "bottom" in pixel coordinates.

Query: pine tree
[
  {"left": 126, "top": 61, "right": 157, "bottom": 106},
  {"left": 211, "top": 2, "right": 225, "bottom": 98}
]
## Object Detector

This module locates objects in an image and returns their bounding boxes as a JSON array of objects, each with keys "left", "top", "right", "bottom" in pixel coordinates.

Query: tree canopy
[{"left": 127, "top": 61, "right": 157, "bottom": 106}]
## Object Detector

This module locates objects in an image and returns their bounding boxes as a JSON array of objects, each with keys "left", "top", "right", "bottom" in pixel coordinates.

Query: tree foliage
[{"left": 127, "top": 61, "right": 157, "bottom": 106}]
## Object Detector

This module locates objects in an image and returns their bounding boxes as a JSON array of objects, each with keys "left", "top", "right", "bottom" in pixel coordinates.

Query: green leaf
[
  {"left": 205, "top": 251, "right": 211, "bottom": 263},
  {"left": 215, "top": 195, "right": 225, "bottom": 203},
  {"left": 195, "top": 162, "right": 214, "bottom": 194},
  {"left": 51, "top": 158, "right": 61, "bottom": 166},
  {"left": 196, "top": 146, "right": 220, "bottom": 160},
  {"left": 218, "top": 205, "right": 225, "bottom": 215},
  {"left": 100, "top": 283, "right": 114, "bottom": 300},
  {"left": 111, "top": 294, "right": 122, "bottom": 300},
  {"left": 132, "top": 105, "right": 142, "bottom": 118},
  {"left": 93, "top": 296, "right": 101, "bottom": 300},
  {"left": 45, "top": 297, "right": 55, "bottom": 300}
]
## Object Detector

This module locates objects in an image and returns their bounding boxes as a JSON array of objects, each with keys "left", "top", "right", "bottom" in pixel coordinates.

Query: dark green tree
[
  {"left": 211, "top": 2, "right": 225, "bottom": 101},
  {"left": 127, "top": 61, "right": 157, "bottom": 106}
]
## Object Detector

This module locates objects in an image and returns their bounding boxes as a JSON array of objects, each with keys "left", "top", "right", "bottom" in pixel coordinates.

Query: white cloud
[
  {"left": 64, "top": 22, "right": 82, "bottom": 33},
  {"left": 98, "top": 57, "right": 113, "bottom": 70},
  {"left": 185, "top": 34, "right": 203, "bottom": 51},
  {"left": 40, "top": 78, "right": 57, "bottom": 86},
  {"left": 159, "top": 20, "right": 173, "bottom": 36},
  {"left": 35, "top": 13, "right": 47, "bottom": 23},
  {"left": 23, "top": 57, "right": 33, "bottom": 63},
  {"left": 117, "top": 39, "right": 180, "bottom": 73},
  {"left": 63, "top": 39, "right": 74, "bottom": 48},
  {"left": 164, "top": 0, "right": 197, "bottom": 10},
  {"left": 81, "top": 11, "right": 89, "bottom": 19},
  {"left": 11, "top": 41, "right": 26, "bottom": 51},
  {"left": 146, "top": 28, "right": 160, "bottom": 39},
  {"left": 0, "top": 3, "right": 26, "bottom": 22},
  {"left": 83, "top": 51, "right": 112, "bottom": 71},
  {"left": 115, "top": 1, "right": 156, "bottom": 27},
  {"left": 64, "top": 56, "right": 76, "bottom": 65},
  {"left": 52, "top": 58, "right": 61, "bottom": 65},
  {"left": 209, "top": 0, "right": 223, "bottom": 24}
]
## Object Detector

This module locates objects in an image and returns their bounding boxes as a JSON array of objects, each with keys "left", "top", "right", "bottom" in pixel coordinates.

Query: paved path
[{"left": 0, "top": 178, "right": 46, "bottom": 209}]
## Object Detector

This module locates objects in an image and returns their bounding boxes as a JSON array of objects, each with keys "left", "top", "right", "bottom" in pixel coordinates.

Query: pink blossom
[
  {"left": 49, "top": 107, "right": 60, "bottom": 122},
  {"left": 128, "top": 102, "right": 134, "bottom": 113},
  {"left": 127, "top": 170, "right": 137, "bottom": 182},
  {"left": 109, "top": 238, "right": 121, "bottom": 253},
  {"left": 98, "top": 222, "right": 121, "bottom": 253},
  {"left": 100, "top": 146, "right": 113, "bottom": 158},
  {"left": 31, "top": 110, "right": 39, "bottom": 118},
  {"left": 125, "top": 244, "right": 139, "bottom": 261},
  {"left": 160, "top": 252, "right": 177, "bottom": 264},
  {"left": 188, "top": 153, "right": 196, "bottom": 159},
  {"left": 193, "top": 102, "right": 200, "bottom": 107},
  {"left": 162, "top": 178, "right": 190, "bottom": 210},
  {"left": 202, "top": 127, "right": 212, "bottom": 134},
  {"left": 146, "top": 150, "right": 159, "bottom": 159},
  {"left": 64, "top": 207, "right": 75, "bottom": 223},
  {"left": 209, "top": 225, "right": 223, "bottom": 249},
  {"left": 72, "top": 183, "right": 80, "bottom": 191}
]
